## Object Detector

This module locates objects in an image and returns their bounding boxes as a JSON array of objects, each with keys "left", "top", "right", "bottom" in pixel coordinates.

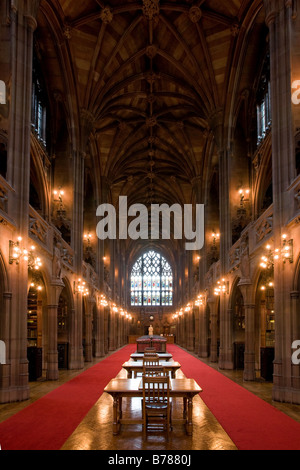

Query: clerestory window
[{"left": 130, "top": 251, "right": 173, "bottom": 307}]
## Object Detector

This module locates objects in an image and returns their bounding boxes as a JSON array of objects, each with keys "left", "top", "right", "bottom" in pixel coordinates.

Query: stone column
[
  {"left": 219, "top": 301, "right": 234, "bottom": 370},
  {"left": 210, "top": 109, "right": 233, "bottom": 369},
  {"left": 264, "top": 0, "right": 300, "bottom": 402},
  {"left": 84, "top": 296, "right": 95, "bottom": 362},
  {"left": 238, "top": 281, "right": 256, "bottom": 381},
  {"left": 194, "top": 306, "right": 200, "bottom": 353},
  {"left": 46, "top": 278, "right": 64, "bottom": 381},
  {"left": 198, "top": 302, "right": 209, "bottom": 358},
  {"left": 0, "top": 293, "right": 12, "bottom": 403},
  {"left": 0, "top": 0, "right": 40, "bottom": 402},
  {"left": 207, "top": 297, "right": 218, "bottom": 363},
  {"left": 94, "top": 301, "right": 105, "bottom": 358}
]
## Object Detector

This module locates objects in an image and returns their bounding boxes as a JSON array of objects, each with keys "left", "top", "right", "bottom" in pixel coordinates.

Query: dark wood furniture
[
  {"left": 122, "top": 360, "right": 181, "bottom": 379},
  {"left": 142, "top": 375, "right": 171, "bottom": 437},
  {"left": 130, "top": 352, "right": 173, "bottom": 362},
  {"left": 136, "top": 336, "right": 167, "bottom": 353},
  {"left": 104, "top": 377, "right": 202, "bottom": 436}
]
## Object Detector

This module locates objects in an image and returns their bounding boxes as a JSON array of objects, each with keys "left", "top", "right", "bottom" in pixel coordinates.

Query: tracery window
[
  {"left": 256, "top": 52, "right": 271, "bottom": 146},
  {"left": 31, "top": 53, "right": 49, "bottom": 148},
  {"left": 131, "top": 251, "right": 173, "bottom": 307}
]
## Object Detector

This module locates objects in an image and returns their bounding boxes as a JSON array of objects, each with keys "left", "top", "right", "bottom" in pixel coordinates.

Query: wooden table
[
  {"left": 122, "top": 360, "right": 181, "bottom": 379},
  {"left": 130, "top": 352, "right": 173, "bottom": 362},
  {"left": 104, "top": 378, "right": 202, "bottom": 436}
]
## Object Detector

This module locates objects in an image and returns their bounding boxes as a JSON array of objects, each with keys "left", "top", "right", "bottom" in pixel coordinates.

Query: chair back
[
  {"left": 143, "top": 365, "right": 166, "bottom": 377},
  {"left": 142, "top": 375, "right": 170, "bottom": 404},
  {"left": 143, "top": 356, "right": 160, "bottom": 367}
]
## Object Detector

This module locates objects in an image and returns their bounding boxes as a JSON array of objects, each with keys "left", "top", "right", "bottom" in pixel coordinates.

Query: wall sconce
[
  {"left": 195, "top": 294, "right": 204, "bottom": 306},
  {"left": 84, "top": 233, "right": 93, "bottom": 244},
  {"left": 9, "top": 237, "right": 25, "bottom": 265},
  {"left": 239, "top": 189, "right": 250, "bottom": 205},
  {"left": 211, "top": 232, "right": 220, "bottom": 245},
  {"left": 260, "top": 281, "right": 274, "bottom": 292},
  {"left": 73, "top": 279, "right": 89, "bottom": 297},
  {"left": 99, "top": 294, "right": 108, "bottom": 307},
  {"left": 260, "top": 244, "right": 275, "bottom": 270},
  {"left": 9, "top": 238, "right": 42, "bottom": 270},
  {"left": 53, "top": 188, "right": 66, "bottom": 219},
  {"left": 214, "top": 279, "right": 229, "bottom": 296},
  {"left": 185, "top": 303, "right": 192, "bottom": 313},
  {"left": 281, "top": 234, "right": 293, "bottom": 264},
  {"left": 112, "top": 304, "right": 118, "bottom": 313},
  {"left": 260, "top": 235, "right": 293, "bottom": 269},
  {"left": 53, "top": 188, "right": 65, "bottom": 203}
]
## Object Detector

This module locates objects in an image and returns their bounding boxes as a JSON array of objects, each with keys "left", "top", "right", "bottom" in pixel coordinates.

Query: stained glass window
[{"left": 130, "top": 251, "right": 173, "bottom": 307}]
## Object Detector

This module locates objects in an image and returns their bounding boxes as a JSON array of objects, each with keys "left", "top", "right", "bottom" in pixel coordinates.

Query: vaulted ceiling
[{"left": 36, "top": 0, "right": 266, "bottom": 215}]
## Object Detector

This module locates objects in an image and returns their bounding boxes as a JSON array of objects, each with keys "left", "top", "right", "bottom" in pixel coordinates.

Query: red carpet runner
[
  {"left": 168, "top": 345, "right": 300, "bottom": 451},
  {"left": 1, "top": 344, "right": 300, "bottom": 450},
  {"left": 0, "top": 345, "right": 136, "bottom": 451}
]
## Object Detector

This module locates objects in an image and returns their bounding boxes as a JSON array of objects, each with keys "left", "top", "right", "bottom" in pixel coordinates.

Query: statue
[
  {"left": 148, "top": 325, "right": 154, "bottom": 337},
  {"left": 53, "top": 241, "right": 62, "bottom": 279}
]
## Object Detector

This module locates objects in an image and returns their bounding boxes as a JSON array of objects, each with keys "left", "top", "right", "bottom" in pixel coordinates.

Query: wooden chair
[
  {"left": 142, "top": 375, "right": 172, "bottom": 438},
  {"left": 143, "top": 356, "right": 160, "bottom": 367},
  {"left": 144, "top": 347, "right": 157, "bottom": 354},
  {"left": 143, "top": 364, "right": 166, "bottom": 377}
]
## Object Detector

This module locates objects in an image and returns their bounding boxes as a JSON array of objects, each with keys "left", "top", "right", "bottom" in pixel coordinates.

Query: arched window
[{"left": 131, "top": 251, "right": 173, "bottom": 307}]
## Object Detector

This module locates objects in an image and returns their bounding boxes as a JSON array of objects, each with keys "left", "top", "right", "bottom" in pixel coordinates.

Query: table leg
[
  {"left": 183, "top": 397, "right": 187, "bottom": 419},
  {"left": 113, "top": 396, "right": 120, "bottom": 435},
  {"left": 186, "top": 397, "right": 193, "bottom": 436},
  {"left": 119, "top": 397, "right": 123, "bottom": 419}
]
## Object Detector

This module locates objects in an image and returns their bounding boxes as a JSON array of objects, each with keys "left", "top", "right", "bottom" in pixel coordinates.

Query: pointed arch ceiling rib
[{"left": 37, "top": 0, "right": 265, "bottom": 209}]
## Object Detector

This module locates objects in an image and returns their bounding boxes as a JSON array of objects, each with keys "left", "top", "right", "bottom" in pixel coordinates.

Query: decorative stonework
[
  {"left": 146, "top": 116, "right": 157, "bottom": 127},
  {"left": 189, "top": 6, "right": 202, "bottom": 23},
  {"left": 63, "top": 23, "right": 72, "bottom": 40},
  {"left": 142, "top": 0, "right": 160, "bottom": 20},
  {"left": 146, "top": 45, "right": 158, "bottom": 59},
  {"left": 295, "top": 189, "right": 300, "bottom": 210},
  {"left": 100, "top": 7, "right": 113, "bottom": 24},
  {"left": 255, "top": 214, "right": 273, "bottom": 243}
]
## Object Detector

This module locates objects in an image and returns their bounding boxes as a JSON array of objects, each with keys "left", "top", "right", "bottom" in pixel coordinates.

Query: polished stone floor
[{"left": 1, "top": 347, "right": 300, "bottom": 451}]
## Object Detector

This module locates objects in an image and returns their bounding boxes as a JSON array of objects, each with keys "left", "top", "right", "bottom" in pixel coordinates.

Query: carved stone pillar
[
  {"left": 194, "top": 306, "right": 200, "bottom": 353},
  {"left": 198, "top": 303, "right": 209, "bottom": 358},
  {"left": 219, "top": 300, "right": 234, "bottom": 370},
  {"left": 94, "top": 302, "right": 105, "bottom": 358},
  {"left": 264, "top": 0, "right": 300, "bottom": 403},
  {"left": 46, "top": 276, "right": 64, "bottom": 381},
  {"left": 84, "top": 296, "right": 95, "bottom": 363},
  {"left": 238, "top": 281, "right": 256, "bottom": 381},
  {"left": 0, "top": 1, "right": 40, "bottom": 403},
  {"left": 207, "top": 297, "right": 218, "bottom": 363}
]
